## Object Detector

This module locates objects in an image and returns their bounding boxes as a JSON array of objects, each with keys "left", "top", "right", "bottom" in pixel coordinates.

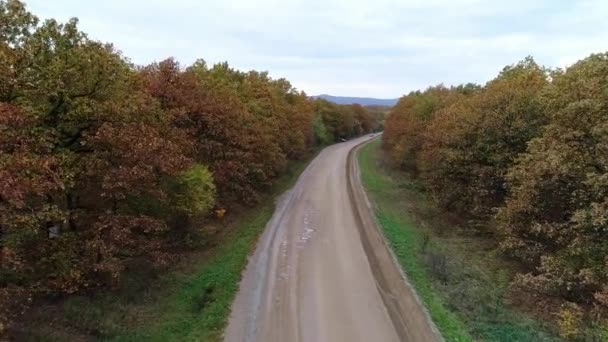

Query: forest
[
  {"left": 0, "top": 0, "right": 380, "bottom": 331},
  {"left": 383, "top": 55, "right": 608, "bottom": 336}
]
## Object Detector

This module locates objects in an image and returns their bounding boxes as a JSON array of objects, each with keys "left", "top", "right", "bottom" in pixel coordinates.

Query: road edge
[{"left": 346, "top": 138, "right": 444, "bottom": 342}]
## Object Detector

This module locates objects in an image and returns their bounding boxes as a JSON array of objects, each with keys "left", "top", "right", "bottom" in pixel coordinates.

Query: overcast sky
[{"left": 26, "top": 0, "right": 608, "bottom": 98}]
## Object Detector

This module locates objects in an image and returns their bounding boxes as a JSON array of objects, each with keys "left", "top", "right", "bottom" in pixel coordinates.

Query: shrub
[
  {"left": 558, "top": 303, "right": 584, "bottom": 339},
  {"left": 172, "top": 164, "right": 216, "bottom": 217}
]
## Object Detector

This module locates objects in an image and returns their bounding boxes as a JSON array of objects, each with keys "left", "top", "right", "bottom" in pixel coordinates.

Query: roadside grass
[
  {"left": 17, "top": 152, "right": 316, "bottom": 342},
  {"left": 357, "top": 139, "right": 561, "bottom": 342}
]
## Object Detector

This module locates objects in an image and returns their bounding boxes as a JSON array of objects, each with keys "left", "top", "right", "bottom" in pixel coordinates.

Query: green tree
[{"left": 312, "top": 113, "right": 331, "bottom": 145}]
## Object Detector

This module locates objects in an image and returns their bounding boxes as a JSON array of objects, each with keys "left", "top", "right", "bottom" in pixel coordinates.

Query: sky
[{"left": 26, "top": 0, "right": 608, "bottom": 98}]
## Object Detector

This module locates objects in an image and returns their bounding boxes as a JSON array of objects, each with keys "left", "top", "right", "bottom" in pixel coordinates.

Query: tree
[
  {"left": 0, "top": 0, "right": 382, "bottom": 331},
  {"left": 0, "top": 4, "right": 208, "bottom": 328},
  {"left": 383, "top": 85, "right": 465, "bottom": 173},
  {"left": 419, "top": 58, "right": 548, "bottom": 218},
  {"left": 312, "top": 113, "right": 331, "bottom": 145},
  {"left": 312, "top": 99, "right": 375, "bottom": 142},
  {"left": 143, "top": 58, "right": 317, "bottom": 204},
  {"left": 0, "top": 0, "right": 38, "bottom": 101},
  {"left": 497, "top": 54, "right": 608, "bottom": 306}
]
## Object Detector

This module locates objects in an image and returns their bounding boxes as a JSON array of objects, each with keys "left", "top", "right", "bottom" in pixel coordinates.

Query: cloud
[{"left": 26, "top": 0, "right": 608, "bottom": 97}]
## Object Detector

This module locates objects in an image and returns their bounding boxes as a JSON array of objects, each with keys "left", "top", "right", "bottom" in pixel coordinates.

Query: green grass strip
[
  {"left": 113, "top": 156, "right": 314, "bottom": 342},
  {"left": 358, "top": 140, "right": 472, "bottom": 342}
]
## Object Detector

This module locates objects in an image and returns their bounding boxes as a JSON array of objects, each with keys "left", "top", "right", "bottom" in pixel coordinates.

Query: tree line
[
  {"left": 0, "top": 0, "right": 380, "bottom": 329},
  {"left": 383, "top": 55, "right": 608, "bottom": 322}
]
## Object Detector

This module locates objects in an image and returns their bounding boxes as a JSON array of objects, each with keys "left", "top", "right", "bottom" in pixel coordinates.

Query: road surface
[{"left": 225, "top": 136, "right": 441, "bottom": 342}]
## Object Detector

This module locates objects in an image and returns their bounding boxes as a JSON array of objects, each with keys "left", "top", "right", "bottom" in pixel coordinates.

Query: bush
[
  {"left": 164, "top": 164, "right": 216, "bottom": 246},
  {"left": 558, "top": 303, "right": 584, "bottom": 340},
  {"left": 172, "top": 164, "right": 216, "bottom": 217}
]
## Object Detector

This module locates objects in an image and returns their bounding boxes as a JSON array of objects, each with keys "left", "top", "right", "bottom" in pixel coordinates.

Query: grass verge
[
  {"left": 17, "top": 151, "right": 317, "bottom": 342},
  {"left": 357, "top": 139, "right": 561, "bottom": 342}
]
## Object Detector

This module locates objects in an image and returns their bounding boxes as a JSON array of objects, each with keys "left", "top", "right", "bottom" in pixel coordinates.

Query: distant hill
[{"left": 313, "top": 94, "right": 398, "bottom": 106}]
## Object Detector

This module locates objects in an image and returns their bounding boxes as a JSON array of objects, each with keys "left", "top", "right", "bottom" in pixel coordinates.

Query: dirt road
[{"left": 225, "top": 136, "right": 441, "bottom": 342}]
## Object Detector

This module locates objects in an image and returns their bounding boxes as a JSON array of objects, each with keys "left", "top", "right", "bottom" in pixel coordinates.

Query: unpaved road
[{"left": 225, "top": 136, "right": 441, "bottom": 342}]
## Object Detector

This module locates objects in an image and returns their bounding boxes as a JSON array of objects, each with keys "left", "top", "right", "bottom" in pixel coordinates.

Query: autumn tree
[
  {"left": 312, "top": 99, "right": 376, "bottom": 142},
  {"left": 142, "top": 59, "right": 318, "bottom": 204},
  {"left": 0, "top": 2, "right": 213, "bottom": 329},
  {"left": 1, "top": 0, "right": 378, "bottom": 332},
  {"left": 419, "top": 59, "right": 548, "bottom": 218},
  {"left": 0, "top": 0, "right": 38, "bottom": 102},
  {"left": 497, "top": 54, "right": 608, "bottom": 306},
  {"left": 382, "top": 85, "right": 463, "bottom": 173}
]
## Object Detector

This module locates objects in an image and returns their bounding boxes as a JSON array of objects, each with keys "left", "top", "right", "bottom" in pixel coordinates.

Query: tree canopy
[
  {"left": 382, "top": 54, "right": 608, "bottom": 322},
  {"left": 0, "top": 0, "right": 379, "bottom": 331}
]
